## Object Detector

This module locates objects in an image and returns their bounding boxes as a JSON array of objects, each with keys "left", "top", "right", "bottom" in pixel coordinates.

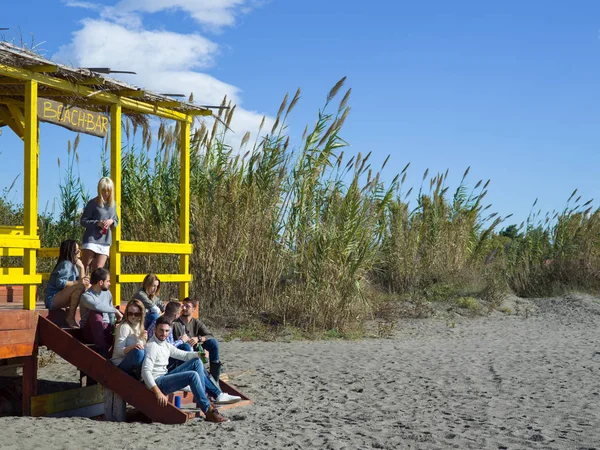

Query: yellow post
[
  {"left": 109, "top": 104, "right": 122, "bottom": 306},
  {"left": 23, "top": 80, "right": 38, "bottom": 310},
  {"left": 179, "top": 119, "right": 191, "bottom": 300}
]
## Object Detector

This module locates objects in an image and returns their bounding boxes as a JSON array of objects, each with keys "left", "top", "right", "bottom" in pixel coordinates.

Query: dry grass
[{"left": 2, "top": 80, "right": 599, "bottom": 332}]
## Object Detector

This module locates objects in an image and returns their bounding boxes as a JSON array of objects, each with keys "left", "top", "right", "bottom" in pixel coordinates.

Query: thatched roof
[{"left": 0, "top": 41, "right": 211, "bottom": 130}]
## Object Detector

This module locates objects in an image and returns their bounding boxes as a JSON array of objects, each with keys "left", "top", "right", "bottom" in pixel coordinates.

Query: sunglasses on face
[{"left": 128, "top": 312, "right": 142, "bottom": 317}]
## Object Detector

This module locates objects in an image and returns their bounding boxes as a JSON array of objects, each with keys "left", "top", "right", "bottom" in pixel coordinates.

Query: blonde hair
[
  {"left": 142, "top": 273, "right": 161, "bottom": 299},
  {"left": 119, "top": 299, "right": 146, "bottom": 341},
  {"left": 96, "top": 177, "right": 115, "bottom": 207}
]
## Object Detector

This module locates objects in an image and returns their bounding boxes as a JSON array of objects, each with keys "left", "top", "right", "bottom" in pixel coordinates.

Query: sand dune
[{"left": 1, "top": 293, "right": 599, "bottom": 449}]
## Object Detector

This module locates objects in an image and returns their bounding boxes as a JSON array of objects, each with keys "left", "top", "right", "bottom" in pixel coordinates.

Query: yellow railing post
[
  {"left": 179, "top": 118, "right": 191, "bottom": 300},
  {"left": 23, "top": 80, "right": 38, "bottom": 310},
  {"left": 109, "top": 104, "right": 122, "bottom": 306}
]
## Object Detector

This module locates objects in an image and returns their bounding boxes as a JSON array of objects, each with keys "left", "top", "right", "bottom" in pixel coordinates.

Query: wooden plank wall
[
  {"left": 31, "top": 385, "right": 104, "bottom": 417},
  {"left": 0, "top": 310, "right": 38, "bottom": 359}
]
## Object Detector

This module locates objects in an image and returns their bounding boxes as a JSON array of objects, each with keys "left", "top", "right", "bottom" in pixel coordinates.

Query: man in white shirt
[{"left": 141, "top": 316, "right": 239, "bottom": 423}]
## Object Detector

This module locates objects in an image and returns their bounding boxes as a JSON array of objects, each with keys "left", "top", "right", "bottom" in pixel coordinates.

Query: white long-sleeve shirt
[
  {"left": 142, "top": 335, "right": 199, "bottom": 389},
  {"left": 111, "top": 322, "right": 144, "bottom": 366}
]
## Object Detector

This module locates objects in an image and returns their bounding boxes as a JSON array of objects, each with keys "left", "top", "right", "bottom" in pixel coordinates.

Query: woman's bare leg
[
  {"left": 80, "top": 249, "right": 94, "bottom": 275},
  {"left": 50, "top": 284, "right": 85, "bottom": 328},
  {"left": 66, "top": 286, "right": 85, "bottom": 328},
  {"left": 92, "top": 253, "right": 108, "bottom": 271}
]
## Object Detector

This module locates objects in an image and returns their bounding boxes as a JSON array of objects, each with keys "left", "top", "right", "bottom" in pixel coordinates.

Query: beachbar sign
[{"left": 37, "top": 98, "right": 108, "bottom": 138}]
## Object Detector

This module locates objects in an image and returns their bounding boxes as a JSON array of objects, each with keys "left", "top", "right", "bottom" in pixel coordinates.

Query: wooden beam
[
  {"left": 78, "top": 77, "right": 105, "bottom": 86},
  {"left": 0, "top": 343, "right": 35, "bottom": 359},
  {"left": 31, "top": 385, "right": 103, "bottom": 417},
  {"left": 0, "top": 106, "right": 23, "bottom": 139},
  {"left": 28, "top": 64, "right": 58, "bottom": 73},
  {"left": 117, "top": 273, "right": 192, "bottom": 283},
  {"left": 47, "top": 403, "right": 104, "bottom": 418},
  {"left": 0, "top": 329, "right": 36, "bottom": 344},
  {"left": 0, "top": 94, "right": 24, "bottom": 101},
  {"left": 180, "top": 118, "right": 191, "bottom": 300},
  {"left": 7, "top": 104, "right": 25, "bottom": 136},
  {"left": 187, "top": 109, "right": 213, "bottom": 116},
  {"left": 117, "top": 240, "right": 193, "bottom": 255},
  {"left": 110, "top": 104, "right": 122, "bottom": 306},
  {"left": 22, "top": 351, "right": 38, "bottom": 415},
  {"left": 0, "top": 267, "right": 25, "bottom": 276},
  {"left": 113, "top": 89, "right": 145, "bottom": 98},
  {"left": 0, "top": 80, "right": 26, "bottom": 85},
  {"left": 23, "top": 80, "right": 39, "bottom": 310},
  {"left": 0, "top": 311, "right": 38, "bottom": 360},
  {"left": 0, "top": 236, "right": 40, "bottom": 249},
  {"left": 0, "top": 310, "right": 38, "bottom": 330},
  {"left": 0, "top": 274, "right": 42, "bottom": 285},
  {"left": 0, "top": 225, "right": 26, "bottom": 234},
  {"left": 0, "top": 63, "right": 193, "bottom": 121},
  {"left": 155, "top": 101, "right": 180, "bottom": 107},
  {"left": 1, "top": 248, "right": 25, "bottom": 256},
  {"left": 37, "top": 247, "right": 60, "bottom": 258}
]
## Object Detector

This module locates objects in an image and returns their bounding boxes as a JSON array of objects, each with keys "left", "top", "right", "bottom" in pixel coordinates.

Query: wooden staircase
[{"left": 37, "top": 316, "right": 189, "bottom": 424}]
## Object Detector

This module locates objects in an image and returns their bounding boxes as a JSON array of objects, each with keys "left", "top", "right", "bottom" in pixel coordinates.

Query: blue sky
[{"left": 1, "top": 0, "right": 600, "bottom": 226}]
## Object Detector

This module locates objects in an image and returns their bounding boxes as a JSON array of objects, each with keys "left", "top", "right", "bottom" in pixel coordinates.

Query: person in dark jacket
[{"left": 80, "top": 177, "right": 119, "bottom": 273}]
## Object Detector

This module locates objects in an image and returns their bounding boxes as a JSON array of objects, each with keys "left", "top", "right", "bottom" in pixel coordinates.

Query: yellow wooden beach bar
[{"left": 0, "top": 42, "right": 249, "bottom": 422}]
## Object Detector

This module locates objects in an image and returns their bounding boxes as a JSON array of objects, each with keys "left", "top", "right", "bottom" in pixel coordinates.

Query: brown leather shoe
[{"left": 205, "top": 407, "right": 229, "bottom": 423}]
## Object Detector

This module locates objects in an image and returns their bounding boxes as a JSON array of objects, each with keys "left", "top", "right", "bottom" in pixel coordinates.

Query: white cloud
[
  {"left": 62, "top": 0, "right": 101, "bottom": 10},
  {"left": 54, "top": 19, "right": 274, "bottom": 151},
  {"left": 54, "top": 20, "right": 218, "bottom": 72},
  {"left": 112, "top": 0, "right": 254, "bottom": 28}
]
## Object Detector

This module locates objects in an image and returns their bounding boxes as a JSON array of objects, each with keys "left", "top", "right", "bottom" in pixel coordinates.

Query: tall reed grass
[{"left": 2, "top": 79, "right": 599, "bottom": 330}]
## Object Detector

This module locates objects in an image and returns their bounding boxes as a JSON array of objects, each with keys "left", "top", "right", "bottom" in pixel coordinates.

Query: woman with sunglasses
[
  {"left": 111, "top": 299, "right": 147, "bottom": 377},
  {"left": 45, "top": 239, "right": 90, "bottom": 328}
]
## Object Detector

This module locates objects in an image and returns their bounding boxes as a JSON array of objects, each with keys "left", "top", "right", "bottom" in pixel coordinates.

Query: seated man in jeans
[
  {"left": 172, "top": 297, "right": 225, "bottom": 385},
  {"left": 142, "top": 316, "right": 238, "bottom": 423},
  {"left": 80, "top": 268, "right": 122, "bottom": 357}
]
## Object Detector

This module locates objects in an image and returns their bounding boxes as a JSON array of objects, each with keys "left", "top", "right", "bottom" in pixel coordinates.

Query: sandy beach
[{"left": 1, "top": 293, "right": 599, "bottom": 449}]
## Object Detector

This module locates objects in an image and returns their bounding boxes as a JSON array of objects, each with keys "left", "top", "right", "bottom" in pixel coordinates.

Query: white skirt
[{"left": 82, "top": 242, "right": 110, "bottom": 256}]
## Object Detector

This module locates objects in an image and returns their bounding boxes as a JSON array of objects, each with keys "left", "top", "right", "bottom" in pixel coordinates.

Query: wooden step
[{"left": 167, "top": 379, "right": 252, "bottom": 412}]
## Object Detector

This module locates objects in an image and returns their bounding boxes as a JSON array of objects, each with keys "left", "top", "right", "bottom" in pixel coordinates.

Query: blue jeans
[
  {"left": 168, "top": 343, "right": 192, "bottom": 371},
  {"left": 144, "top": 311, "right": 160, "bottom": 330},
  {"left": 168, "top": 343, "right": 221, "bottom": 395},
  {"left": 117, "top": 348, "right": 145, "bottom": 377},
  {"left": 155, "top": 359, "right": 219, "bottom": 413},
  {"left": 201, "top": 338, "right": 220, "bottom": 363}
]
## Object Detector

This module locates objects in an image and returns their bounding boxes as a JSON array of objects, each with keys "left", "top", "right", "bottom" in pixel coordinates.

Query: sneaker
[
  {"left": 181, "top": 385, "right": 192, "bottom": 393},
  {"left": 215, "top": 392, "right": 241, "bottom": 404},
  {"left": 205, "top": 407, "right": 229, "bottom": 423}
]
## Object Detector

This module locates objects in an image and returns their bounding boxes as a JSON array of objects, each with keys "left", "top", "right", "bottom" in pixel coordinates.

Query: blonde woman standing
[
  {"left": 80, "top": 177, "right": 119, "bottom": 272},
  {"left": 111, "top": 299, "right": 147, "bottom": 376}
]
